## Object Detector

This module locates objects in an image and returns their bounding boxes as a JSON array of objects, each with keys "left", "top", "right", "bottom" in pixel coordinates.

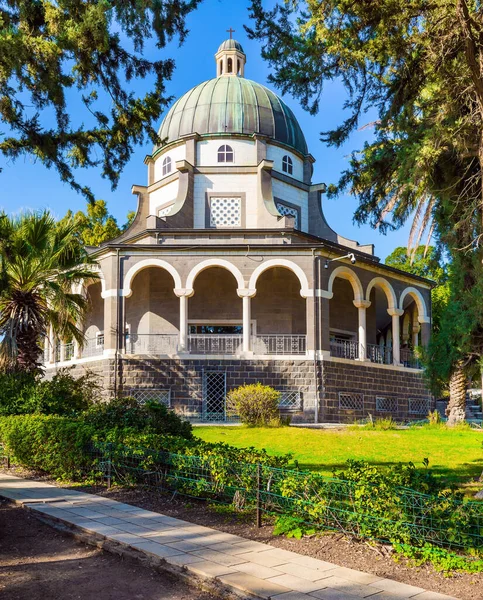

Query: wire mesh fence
[{"left": 82, "top": 442, "right": 483, "bottom": 552}]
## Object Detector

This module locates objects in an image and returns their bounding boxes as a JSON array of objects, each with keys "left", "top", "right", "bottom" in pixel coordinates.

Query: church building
[{"left": 44, "top": 38, "right": 433, "bottom": 422}]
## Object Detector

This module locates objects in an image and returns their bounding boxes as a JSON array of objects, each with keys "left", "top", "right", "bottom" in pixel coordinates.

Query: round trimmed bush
[{"left": 226, "top": 383, "right": 281, "bottom": 426}]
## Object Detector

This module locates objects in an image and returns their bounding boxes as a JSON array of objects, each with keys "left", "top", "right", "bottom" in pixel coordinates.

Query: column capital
[
  {"left": 387, "top": 308, "right": 404, "bottom": 317},
  {"left": 174, "top": 288, "right": 194, "bottom": 298},
  {"left": 353, "top": 300, "right": 371, "bottom": 309},
  {"left": 237, "top": 288, "right": 257, "bottom": 298},
  {"left": 418, "top": 315, "right": 431, "bottom": 324}
]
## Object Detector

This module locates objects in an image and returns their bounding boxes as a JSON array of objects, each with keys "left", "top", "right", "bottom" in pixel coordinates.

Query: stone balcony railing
[{"left": 330, "top": 339, "right": 422, "bottom": 369}]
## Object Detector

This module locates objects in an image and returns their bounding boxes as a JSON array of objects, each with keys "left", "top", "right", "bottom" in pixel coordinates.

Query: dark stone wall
[
  {"left": 45, "top": 356, "right": 431, "bottom": 423},
  {"left": 321, "top": 359, "right": 433, "bottom": 422}
]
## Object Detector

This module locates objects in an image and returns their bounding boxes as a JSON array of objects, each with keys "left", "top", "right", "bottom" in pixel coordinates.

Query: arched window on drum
[
  {"left": 282, "top": 155, "right": 293, "bottom": 175},
  {"left": 217, "top": 145, "right": 234, "bottom": 163}
]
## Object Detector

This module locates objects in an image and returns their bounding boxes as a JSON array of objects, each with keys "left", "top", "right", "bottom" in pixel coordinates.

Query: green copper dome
[
  {"left": 157, "top": 77, "right": 308, "bottom": 155},
  {"left": 218, "top": 39, "right": 244, "bottom": 53}
]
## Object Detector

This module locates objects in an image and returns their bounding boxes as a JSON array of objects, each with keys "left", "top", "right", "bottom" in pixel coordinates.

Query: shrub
[
  {"left": 0, "top": 415, "right": 96, "bottom": 479},
  {"left": 26, "top": 369, "right": 101, "bottom": 416},
  {"left": 0, "top": 371, "right": 36, "bottom": 416},
  {"left": 0, "top": 368, "right": 100, "bottom": 416},
  {"left": 82, "top": 397, "right": 193, "bottom": 440},
  {"left": 226, "top": 383, "right": 281, "bottom": 426}
]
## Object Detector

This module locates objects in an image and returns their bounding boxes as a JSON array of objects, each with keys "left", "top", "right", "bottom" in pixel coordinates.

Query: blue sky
[{"left": 0, "top": 0, "right": 413, "bottom": 261}]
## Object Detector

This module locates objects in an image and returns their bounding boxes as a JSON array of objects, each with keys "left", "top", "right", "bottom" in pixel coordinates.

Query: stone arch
[
  {"left": 327, "top": 266, "right": 364, "bottom": 303},
  {"left": 186, "top": 259, "right": 245, "bottom": 291},
  {"left": 365, "top": 277, "right": 397, "bottom": 310},
  {"left": 399, "top": 287, "right": 428, "bottom": 320},
  {"left": 123, "top": 259, "right": 182, "bottom": 297},
  {"left": 248, "top": 259, "right": 311, "bottom": 297}
]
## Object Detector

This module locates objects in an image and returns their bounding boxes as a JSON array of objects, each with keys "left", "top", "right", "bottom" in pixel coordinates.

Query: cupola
[{"left": 215, "top": 30, "right": 246, "bottom": 77}]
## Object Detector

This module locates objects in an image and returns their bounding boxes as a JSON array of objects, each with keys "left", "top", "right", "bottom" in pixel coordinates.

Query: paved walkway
[{"left": 0, "top": 474, "right": 456, "bottom": 600}]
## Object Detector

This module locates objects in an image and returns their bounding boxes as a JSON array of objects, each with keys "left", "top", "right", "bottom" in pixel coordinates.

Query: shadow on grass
[{"left": 296, "top": 459, "right": 483, "bottom": 486}]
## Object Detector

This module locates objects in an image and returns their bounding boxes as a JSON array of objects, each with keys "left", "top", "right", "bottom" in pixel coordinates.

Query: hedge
[{"left": 0, "top": 415, "right": 96, "bottom": 479}]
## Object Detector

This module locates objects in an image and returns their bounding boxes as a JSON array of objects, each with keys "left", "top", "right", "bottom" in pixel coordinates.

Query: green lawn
[{"left": 194, "top": 425, "right": 483, "bottom": 493}]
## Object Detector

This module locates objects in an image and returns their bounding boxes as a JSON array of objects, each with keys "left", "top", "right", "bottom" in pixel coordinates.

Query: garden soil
[{"left": 0, "top": 497, "right": 217, "bottom": 600}]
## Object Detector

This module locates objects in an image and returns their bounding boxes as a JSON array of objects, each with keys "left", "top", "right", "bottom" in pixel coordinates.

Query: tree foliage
[
  {"left": 0, "top": 211, "right": 97, "bottom": 372},
  {"left": 385, "top": 246, "right": 450, "bottom": 333},
  {"left": 0, "top": 0, "right": 201, "bottom": 200},
  {"left": 61, "top": 200, "right": 133, "bottom": 247},
  {"left": 248, "top": 0, "right": 483, "bottom": 417}
]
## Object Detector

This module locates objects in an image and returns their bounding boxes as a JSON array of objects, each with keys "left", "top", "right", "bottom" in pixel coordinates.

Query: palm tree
[{"left": 0, "top": 211, "right": 98, "bottom": 373}]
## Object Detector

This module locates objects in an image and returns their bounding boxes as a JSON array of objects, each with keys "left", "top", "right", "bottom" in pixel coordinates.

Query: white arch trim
[
  {"left": 327, "top": 266, "right": 364, "bottom": 303},
  {"left": 399, "top": 287, "right": 428, "bottom": 319},
  {"left": 185, "top": 259, "right": 245, "bottom": 290},
  {"left": 248, "top": 259, "right": 311, "bottom": 297},
  {"left": 365, "top": 276, "right": 397, "bottom": 310},
  {"left": 76, "top": 269, "right": 106, "bottom": 298},
  {"left": 122, "top": 259, "right": 183, "bottom": 298}
]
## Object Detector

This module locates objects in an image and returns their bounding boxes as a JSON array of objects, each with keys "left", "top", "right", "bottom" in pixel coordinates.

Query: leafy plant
[
  {"left": 394, "top": 543, "right": 483, "bottom": 574},
  {"left": 82, "top": 397, "right": 193, "bottom": 440},
  {"left": 0, "top": 368, "right": 99, "bottom": 416},
  {"left": 226, "top": 383, "right": 281, "bottom": 426},
  {"left": 273, "top": 515, "right": 316, "bottom": 539}
]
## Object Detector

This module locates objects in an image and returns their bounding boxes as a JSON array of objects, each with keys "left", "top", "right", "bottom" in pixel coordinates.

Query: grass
[{"left": 193, "top": 425, "right": 483, "bottom": 495}]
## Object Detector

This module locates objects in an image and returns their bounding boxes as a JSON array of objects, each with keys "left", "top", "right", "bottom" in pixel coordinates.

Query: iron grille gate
[{"left": 202, "top": 371, "right": 227, "bottom": 422}]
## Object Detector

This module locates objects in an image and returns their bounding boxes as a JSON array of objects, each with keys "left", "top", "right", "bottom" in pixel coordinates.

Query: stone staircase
[
  {"left": 466, "top": 394, "right": 483, "bottom": 422},
  {"left": 435, "top": 393, "right": 482, "bottom": 423}
]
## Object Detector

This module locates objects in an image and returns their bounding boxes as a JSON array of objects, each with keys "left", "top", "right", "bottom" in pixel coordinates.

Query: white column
[
  {"left": 175, "top": 288, "right": 194, "bottom": 352},
  {"left": 238, "top": 289, "right": 256, "bottom": 354},
  {"left": 60, "top": 341, "right": 66, "bottom": 363},
  {"left": 412, "top": 325, "right": 420, "bottom": 348},
  {"left": 353, "top": 300, "right": 371, "bottom": 361},
  {"left": 242, "top": 296, "right": 251, "bottom": 352},
  {"left": 48, "top": 326, "right": 55, "bottom": 364},
  {"left": 388, "top": 308, "right": 404, "bottom": 365}
]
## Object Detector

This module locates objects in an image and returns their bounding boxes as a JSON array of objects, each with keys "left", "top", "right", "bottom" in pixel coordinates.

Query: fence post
[
  {"left": 107, "top": 443, "right": 112, "bottom": 490},
  {"left": 6, "top": 454, "right": 10, "bottom": 470},
  {"left": 256, "top": 462, "right": 262, "bottom": 528}
]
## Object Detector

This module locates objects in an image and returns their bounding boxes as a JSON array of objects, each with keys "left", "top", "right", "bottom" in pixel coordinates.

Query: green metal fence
[{"left": 87, "top": 442, "right": 483, "bottom": 552}]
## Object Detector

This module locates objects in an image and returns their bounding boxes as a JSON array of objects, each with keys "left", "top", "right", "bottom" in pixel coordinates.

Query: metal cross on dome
[{"left": 226, "top": 27, "right": 235, "bottom": 39}]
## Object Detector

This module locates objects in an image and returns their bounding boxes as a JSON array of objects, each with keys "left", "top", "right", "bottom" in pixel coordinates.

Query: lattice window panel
[
  {"left": 376, "top": 397, "right": 398, "bottom": 413},
  {"left": 278, "top": 391, "right": 302, "bottom": 411},
  {"left": 210, "top": 197, "right": 241, "bottom": 227},
  {"left": 202, "top": 371, "right": 227, "bottom": 421},
  {"left": 408, "top": 398, "right": 430, "bottom": 415},
  {"left": 276, "top": 201, "right": 299, "bottom": 228},
  {"left": 339, "top": 392, "right": 364, "bottom": 410},
  {"left": 128, "top": 389, "right": 171, "bottom": 407},
  {"left": 158, "top": 204, "right": 173, "bottom": 217}
]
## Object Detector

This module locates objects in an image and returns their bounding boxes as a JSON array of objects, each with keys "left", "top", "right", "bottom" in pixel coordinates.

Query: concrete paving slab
[
  {"left": 235, "top": 561, "right": 285, "bottom": 580},
  {"left": 188, "top": 560, "right": 239, "bottom": 578},
  {"left": 219, "top": 572, "right": 292, "bottom": 599},
  {"left": 129, "top": 540, "right": 185, "bottom": 558},
  {"left": 267, "top": 574, "right": 328, "bottom": 594},
  {"left": 273, "top": 562, "right": 335, "bottom": 582},
  {"left": 273, "top": 593, "right": 316, "bottom": 600},
  {"left": 368, "top": 579, "right": 426, "bottom": 598},
  {"left": 309, "top": 589, "right": 362, "bottom": 600},
  {"left": 327, "top": 567, "right": 383, "bottom": 585},
  {"left": 315, "top": 576, "right": 382, "bottom": 598},
  {"left": 190, "top": 547, "right": 250, "bottom": 567},
  {"left": 288, "top": 555, "right": 337, "bottom": 573},
  {"left": 412, "top": 593, "right": 459, "bottom": 600},
  {"left": 236, "top": 550, "right": 292, "bottom": 568}
]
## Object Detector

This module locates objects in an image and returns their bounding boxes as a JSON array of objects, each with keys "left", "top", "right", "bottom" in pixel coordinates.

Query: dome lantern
[{"left": 215, "top": 30, "right": 246, "bottom": 77}]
